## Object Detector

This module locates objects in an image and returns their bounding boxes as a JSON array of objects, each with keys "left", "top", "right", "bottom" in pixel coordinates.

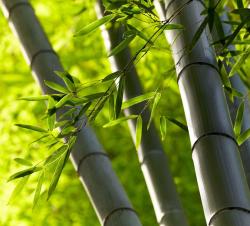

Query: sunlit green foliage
[{"left": 1, "top": 0, "right": 250, "bottom": 225}]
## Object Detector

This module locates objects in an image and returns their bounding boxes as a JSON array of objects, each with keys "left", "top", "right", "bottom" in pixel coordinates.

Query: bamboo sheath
[
  {"left": 155, "top": 0, "right": 250, "bottom": 225},
  {"left": 212, "top": 12, "right": 250, "bottom": 187},
  {"left": 96, "top": 1, "right": 189, "bottom": 226},
  {"left": 0, "top": 1, "right": 142, "bottom": 225}
]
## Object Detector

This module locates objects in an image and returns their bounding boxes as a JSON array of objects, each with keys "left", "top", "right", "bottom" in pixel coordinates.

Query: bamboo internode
[{"left": 1, "top": 0, "right": 142, "bottom": 225}]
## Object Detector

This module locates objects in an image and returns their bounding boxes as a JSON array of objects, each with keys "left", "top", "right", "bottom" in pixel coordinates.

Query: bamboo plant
[
  {"left": 95, "top": 1, "right": 189, "bottom": 226},
  {"left": 154, "top": 0, "right": 250, "bottom": 225},
  {"left": 0, "top": 0, "right": 142, "bottom": 225}
]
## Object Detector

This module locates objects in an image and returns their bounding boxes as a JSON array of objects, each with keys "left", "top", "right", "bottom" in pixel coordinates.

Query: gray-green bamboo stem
[
  {"left": 1, "top": 1, "right": 142, "bottom": 225},
  {"left": 155, "top": 0, "right": 250, "bottom": 225},
  {"left": 211, "top": 12, "right": 250, "bottom": 187},
  {"left": 96, "top": 1, "right": 189, "bottom": 226}
]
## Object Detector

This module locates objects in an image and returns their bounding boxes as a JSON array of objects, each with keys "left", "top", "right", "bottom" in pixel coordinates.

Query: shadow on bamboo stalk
[
  {"left": 95, "top": 1, "right": 189, "bottom": 226},
  {"left": 154, "top": 0, "right": 250, "bottom": 225},
  {"left": 0, "top": 0, "right": 142, "bottom": 225}
]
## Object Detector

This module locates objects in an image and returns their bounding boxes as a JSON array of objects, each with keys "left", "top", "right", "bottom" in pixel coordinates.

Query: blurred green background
[{"left": 0, "top": 0, "right": 205, "bottom": 225}]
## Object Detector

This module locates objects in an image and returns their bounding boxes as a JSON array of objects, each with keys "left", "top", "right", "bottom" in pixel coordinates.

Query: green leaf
[
  {"left": 14, "top": 158, "right": 32, "bottom": 166},
  {"left": 189, "top": 16, "right": 208, "bottom": 51},
  {"left": 166, "top": 117, "right": 188, "bottom": 132},
  {"left": 109, "top": 94, "right": 115, "bottom": 121},
  {"left": 44, "top": 80, "right": 68, "bottom": 94},
  {"left": 15, "top": 124, "right": 47, "bottom": 133},
  {"left": 237, "top": 128, "right": 250, "bottom": 145},
  {"left": 103, "top": 115, "right": 138, "bottom": 128},
  {"left": 127, "top": 24, "right": 153, "bottom": 44},
  {"left": 224, "top": 86, "right": 244, "bottom": 98},
  {"left": 108, "top": 34, "right": 135, "bottom": 56},
  {"left": 229, "top": 47, "right": 250, "bottom": 77},
  {"left": 74, "top": 14, "right": 114, "bottom": 36},
  {"left": 161, "top": 23, "right": 183, "bottom": 30},
  {"left": 44, "top": 145, "right": 68, "bottom": 166},
  {"left": 8, "top": 167, "right": 42, "bottom": 181},
  {"left": 135, "top": 115, "right": 142, "bottom": 150},
  {"left": 102, "top": 71, "right": 123, "bottom": 82},
  {"left": 8, "top": 176, "right": 29, "bottom": 204},
  {"left": 115, "top": 77, "right": 125, "bottom": 118},
  {"left": 160, "top": 116, "right": 167, "bottom": 141},
  {"left": 122, "top": 92, "right": 155, "bottom": 110},
  {"left": 18, "top": 95, "right": 49, "bottom": 101},
  {"left": 55, "top": 94, "right": 72, "bottom": 108},
  {"left": 234, "top": 101, "right": 245, "bottom": 137},
  {"left": 147, "top": 92, "right": 161, "bottom": 130},
  {"left": 54, "top": 71, "right": 76, "bottom": 92},
  {"left": 33, "top": 171, "right": 44, "bottom": 208}
]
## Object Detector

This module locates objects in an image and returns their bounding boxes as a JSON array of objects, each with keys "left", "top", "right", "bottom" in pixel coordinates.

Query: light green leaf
[
  {"left": 127, "top": 24, "right": 153, "bottom": 44},
  {"left": 44, "top": 80, "right": 68, "bottom": 94},
  {"left": 135, "top": 115, "right": 142, "bottom": 150},
  {"left": 8, "top": 176, "right": 29, "bottom": 204},
  {"left": 54, "top": 71, "right": 76, "bottom": 92},
  {"left": 15, "top": 124, "right": 47, "bottom": 133},
  {"left": 74, "top": 14, "right": 114, "bottom": 36},
  {"left": 147, "top": 93, "right": 161, "bottom": 130},
  {"left": 234, "top": 101, "right": 245, "bottom": 137},
  {"left": 18, "top": 95, "right": 49, "bottom": 101},
  {"left": 160, "top": 116, "right": 167, "bottom": 141},
  {"left": 122, "top": 92, "right": 156, "bottom": 110},
  {"left": 103, "top": 115, "right": 138, "bottom": 128},
  {"left": 108, "top": 34, "right": 135, "bottom": 57},
  {"left": 161, "top": 23, "right": 184, "bottom": 30},
  {"left": 44, "top": 145, "right": 68, "bottom": 166},
  {"left": 115, "top": 77, "right": 125, "bottom": 118},
  {"left": 102, "top": 71, "right": 123, "bottom": 82},
  {"left": 237, "top": 128, "right": 250, "bottom": 145},
  {"left": 14, "top": 158, "right": 32, "bottom": 166},
  {"left": 55, "top": 94, "right": 72, "bottom": 108},
  {"left": 33, "top": 171, "right": 44, "bottom": 208}
]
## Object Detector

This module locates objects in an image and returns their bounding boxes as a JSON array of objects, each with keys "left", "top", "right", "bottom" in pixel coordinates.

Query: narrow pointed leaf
[
  {"left": 15, "top": 124, "right": 47, "bottom": 133},
  {"left": 55, "top": 94, "right": 72, "bottom": 108},
  {"left": 18, "top": 95, "right": 49, "bottom": 101},
  {"left": 74, "top": 14, "right": 114, "bottom": 36},
  {"left": 237, "top": 128, "right": 250, "bottom": 145},
  {"left": 147, "top": 93, "right": 161, "bottom": 130},
  {"left": 160, "top": 116, "right": 167, "bottom": 141},
  {"left": 14, "top": 158, "right": 32, "bottom": 166},
  {"left": 115, "top": 77, "right": 125, "bottom": 118},
  {"left": 8, "top": 167, "right": 42, "bottom": 181},
  {"left": 166, "top": 117, "right": 188, "bottom": 132},
  {"left": 103, "top": 115, "right": 138, "bottom": 128},
  {"left": 224, "top": 86, "right": 244, "bottom": 98},
  {"left": 234, "top": 101, "right": 245, "bottom": 137},
  {"left": 44, "top": 80, "right": 68, "bottom": 94},
  {"left": 102, "top": 71, "right": 123, "bottom": 82},
  {"left": 161, "top": 23, "right": 184, "bottom": 30},
  {"left": 54, "top": 71, "right": 75, "bottom": 91},
  {"left": 108, "top": 34, "right": 135, "bottom": 57},
  {"left": 122, "top": 92, "right": 156, "bottom": 110},
  {"left": 135, "top": 115, "right": 142, "bottom": 150},
  {"left": 127, "top": 24, "right": 153, "bottom": 44},
  {"left": 109, "top": 94, "right": 115, "bottom": 120},
  {"left": 33, "top": 171, "right": 44, "bottom": 208}
]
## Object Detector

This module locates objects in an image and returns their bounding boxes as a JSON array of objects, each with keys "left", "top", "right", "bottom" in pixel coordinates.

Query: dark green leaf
[
  {"left": 224, "top": 86, "right": 244, "bottom": 98},
  {"left": 103, "top": 115, "right": 138, "bottom": 128},
  {"left": 108, "top": 34, "right": 135, "bottom": 56},
  {"left": 109, "top": 94, "right": 115, "bottom": 121},
  {"left": 74, "top": 14, "right": 114, "bottom": 36},
  {"left": 15, "top": 124, "right": 47, "bottom": 133},
  {"left": 237, "top": 128, "right": 250, "bottom": 145},
  {"left": 161, "top": 23, "right": 183, "bottom": 30},
  {"left": 135, "top": 115, "right": 142, "bottom": 150},
  {"left": 147, "top": 92, "right": 161, "bottom": 130},
  {"left": 115, "top": 77, "right": 125, "bottom": 118},
  {"left": 167, "top": 117, "right": 188, "bottom": 132},
  {"left": 44, "top": 80, "right": 68, "bottom": 94},
  {"left": 8, "top": 167, "right": 41, "bottom": 181},
  {"left": 122, "top": 92, "right": 155, "bottom": 109},
  {"left": 234, "top": 101, "right": 245, "bottom": 137},
  {"left": 102, "top": 71, "right": 123, "bottom": 82}
]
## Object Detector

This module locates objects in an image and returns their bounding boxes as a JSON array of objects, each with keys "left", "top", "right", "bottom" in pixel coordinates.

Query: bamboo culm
[
  {"left": 154, "top": 0, "right": 250, "bottom": 225},
  {"left": 0, "top": 1, "right": 142, "bottom": 225},
  {"left": 96, "top": 1, "right": 189, "bottom": 226}
]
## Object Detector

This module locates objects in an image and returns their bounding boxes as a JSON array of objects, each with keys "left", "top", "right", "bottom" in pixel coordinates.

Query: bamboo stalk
[
  {"left": 95, "top": 1, "right": 189, "bottom": 226},
  {"left": 0, "top": 1, "right": 142, "bottom": 225},
  {"left": 155, "top": 0, "right": 250, "bottom": 225}
]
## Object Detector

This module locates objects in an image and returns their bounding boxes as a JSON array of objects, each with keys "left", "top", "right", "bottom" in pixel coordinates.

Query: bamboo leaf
[
  {"left": 33, "top": 171, "right": 44, "bottom": 208},
  {"left": 109, "top": 94, "right": 115, "bottom": 120},
  {"left": 161, "top": 23, "right": 184, "bottom": 30},
  {"left": 234, "top": 101, "right": 245, "bottom": 137},
  {"left": 44, "top": 80, "right": 68, "bottom": 94},
  {"left": 237, "top": 128, "right": 250, "bottom": 145},
  {"left": 167, "top": 117, "right": 188, "bottom": 132},
  {"left": 127, "top": 24, "right": 153, "bottom": 44},
  {"left": 18, "top": 95, "right": 49, "bottom": 101},
  {"left": 102, "top": 71, "right": 123, "bottom": 82},
  {"left": 147, "top": 92, "right": 161, "bottom": 130},
  {"left": 54, "top": 71, "right": 76, "bottom": 91},
  {"left": 74, "top": 14, "right": 114, "bottom": 36},
  {"left": 115, "top": 77, "right": 125, "bottom": 118},
  {"left": 8, "top": 167, "right": 41, "bottom": 181},
  {"left": 15, "top": 124, "right": 47, "bottom": 133},
  {"left": 55, "top": 94, "right": 72, "bottom": 108},
  {"left": 160, "top": 116, "right": 167, "bottom": 141},
  {"left": 229, "top": 47, "right": 250, "bottom": 77},
  {"left": 14, "top": 158, "right": 32, "bottom": 166},
  {"left": 135, "top": 115, "right": 142, "bottom": 150},
  {"left": 224, "top": 86, "right": 244, "bottom": 98},
  {"left": 103, "top": 115, "right": 138, "bottom": 128},
  {"left": 44, "top": 145, "right": 68, "bottom": 166},
  {"left": 122, "top": 92, "right": 155, "bottom": 110},
  {"left": 8, "top": 176, "right": 29, "bottom": 204},
  {"left": 108, "top": 34, "right": 135, "bottom": 56}
]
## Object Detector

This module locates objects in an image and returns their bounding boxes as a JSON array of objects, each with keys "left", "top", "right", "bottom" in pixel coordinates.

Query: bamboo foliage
[
  {"left": 0, "top": 1, "right": 142, "bottom": 225},
  {"left": 155, "top": 0, "right": 250, "bottom": 225},
  {"left": 95, "top": 1, "right": 189, "bottom": 226}
]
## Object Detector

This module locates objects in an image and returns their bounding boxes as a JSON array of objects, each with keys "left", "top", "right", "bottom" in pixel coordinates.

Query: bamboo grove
[{"left": 1, "top": 0, "right": 250, "bottom": 225}]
